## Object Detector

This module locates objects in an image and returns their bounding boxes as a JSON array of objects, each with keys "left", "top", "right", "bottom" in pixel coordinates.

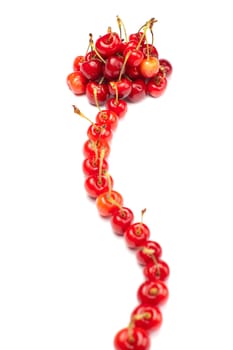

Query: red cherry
[
  {"left": 124, "top": 223, "right": 150, "bottom": 248},
  {"left": 109, "top": 79, "right": 132, "bottom": 99},
  {"left": 85, "top": 51, "right": 97, "bottom": 61},
  {"left": 126, "top": 65, "right": 142, "bottom": 80},
  {"left": 82, "top": 157, "right": 109, "bottom": 176},
  {"left": 131, "top": 304, "right": 162, "bottom": 331},
  {"left": 124, "top": 48, "right": 144, "bottom": 67},
  {"left": 114, "top": 327, "right": 150, "bottom": 350},
  {"left": 110, "top": 207, "right": 134, "bottom": 235},
  {"left": 141, "top": 44, "right": 158, "bottom": 58},
  {"left": 143, "top": 261, "right": 170, "bottom": 281},
  {"left": 66, "top": 71, "right": 87, "bottom": 95},
  {"left": 103, "top": 55, "right": 124, "bottom": 80},
  {"left": 159, "top": 58, "right": 173, "bottom": 77},
  {"left": 123, "top": 40, "right": 138, "bottom": 53},
  {"left": 95, "top": 32, "right": 121, "bottom": 57},
  {"left": 87, "top": 123, "right": 113, "bottom": 142},
  {"left": 83, "top": 139, "right": 110, "bottom": 159},
  {"left": 84, "top": 175, "right": 113, "bottom": 198},
  {"left": 127, "top": 79, "right": 146, "bottom": 103},
  {"left": 140, "top": 57, "right": 160, "bottom": 78},
  {"left": 136, "top": 241, "right": 162, "bottom": 265},
  {"left": 72, "top": 55, "right": 85, "bottom": 71},
  {"left": 129, "top": 32, "right": 146, "bottom": 45},
  {"left": 95, "top": 110, "right": 118, "bottom": 131},
  {"left": 137, "top": 280, "right": 169, "bottom": 306},
  {"left": 86, "top": 82, "right": 109, "bottom": 105},
  {"left": 80, "top": 59, "right": 103, "bottom": 80},
  {"left": 106, "top": 98, "right": 128, "bottom": 118},
  {"left": 96, "top": 190, "right": 123, "bottom": 217},
  {"left": 147, "top": 73, "right": 167, "bottom": 98}
]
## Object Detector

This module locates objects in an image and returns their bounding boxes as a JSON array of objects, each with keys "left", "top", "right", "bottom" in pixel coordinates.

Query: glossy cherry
[
  {"left": 95, "top": 110, "right": 118, "bottom": 131},
  {"left": 114, "top": 327, "right": 150, "bottom": 350},
  {"left": 159, "top": 58, "right": 173, "bottom": 77},
  {"left": 127, "top": 79, "right": 146, "bottom": 103},
  {"left": 86, "top": 82, "right": 109, "bottom": 105},
  {"left": 141, "top": 44, "right": 158, "bottom": 58},
  {"left": 84, "top": 174, "right": 113, "bottom": 198},
  {"left": 103, "top": 55, "right": 124, "bottom": 80},
  {"left": 96, "top": 190, "right": 123, "bottom": 217},
  {"left": 73, "top": 55, "right": 85, "bottom": 71},
  {"left": 140, "top": 57, "right": 160, "bottom": 78},
  {"left": 124, "top": 222, "right": 150, "bottom": 248},
  {"left": 66, "top": 71, "right": 87, "bottom": 95},
  {"left": 124, "top": 48, "right": 144, "bottom": 67},
  {"left": 82, "top": 157, "right": 109, "bottom": 176},
  {"left": 143, "top": 260, "right": 170, "bottom": 281},
  {"left": 136, "top": 240, "right": 162, "bottom": 265},
  {"left": 131, "top": 304, "right": 162, "bottom": 331},
  {"left": 147, "top": 73, "right": 167, "bottom": 98},
  {"left": 95, "top": 32, "right": 121, "bottom": 57},
  {"left": 126, "top": 65, "right": 142, "bottom": 80},
  {"left": 129, "top": 32, "right": 146, "bottom": 45},
  {"left": 87, "top": 123, "right": 113, "bottom": 142},
  {"left": 109, "top": 79, "right": 132, "bottom": 99},
  {"left": 83, "top": 139, "right": 110, "bottom": 159},
  {"left": 137, "top": 280, "right": 169, "bottom": 306},
  {"left": 106, "top": 98, "right": 128, "bottom": 118},
  {"left": 111, "top": 207, "right": 134, "bottom": 235},
  {"left": 80, "top": 59, "right": 103, "bottom": 80}
]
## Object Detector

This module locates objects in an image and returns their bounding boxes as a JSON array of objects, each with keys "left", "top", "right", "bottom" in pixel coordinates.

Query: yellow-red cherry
[
  {"left": 139, "top": 57, "right": 160, "bottom": 78},
  {"left": 96, "top": 191, "right": 123, "bottom": 217}
]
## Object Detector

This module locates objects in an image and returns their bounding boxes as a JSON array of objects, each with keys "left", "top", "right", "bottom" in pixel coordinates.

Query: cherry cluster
[
  {"left": 67, "top": 17, "right": 172, "bottom": 111},
  {"left": 67, "top": 17, "right": 172, "bottom": 350}
]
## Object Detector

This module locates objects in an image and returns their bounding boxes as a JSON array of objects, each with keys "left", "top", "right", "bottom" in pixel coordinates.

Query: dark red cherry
[
  {"left": 95, "top": 110, "right": 118, "bottom": 131},
  {"left": 124, "top": 48, "right": 144, "bottom": 67},
  {"left": 129, "top": 32, "right": 146, "bottom": 45},
  {"left": 142, "top": 44, "right": 159, "bottom": 58},
  {"left": 109, "top": 79, "right": 132, "bottom": 99},
  {"left": 147, "top": 73, "right": 167, "bottom": 98},
  {"left": 80, "top": 59, "right": 103, "bottom": 80},
  {"left": 110, "top": 207, "right": 134, "bottom": 235},
  {"left": 114, "top": 327, "right": 150, "bottom": 350},
  {"left": 159, "top": 58, "right": 173, "bottom": 77},
  {"left": 84, "top": 174, "right": 113, "bottom": 198},
  {"left": 143, "top": 261, "right": 170, "bottom": 281},
  {"left": 124, "top": 223, "right": 150, "bottom": 249},
  {"left": 136, "top": 240, "right": 162, "bottom": 265},
  {"left": 126, "top": 65, "right": 142, "bottom": 80},
  {"left": 95, "top": 32, "right": 121, "bottom": 57},
  {"left": 106, "top": 98, "right": 128, "bottom": 118},
  {"left": 82, "top": 157, "right": 109, "bottom": 176},
  {"left": 137, "top": 280, "right": 169, "bottom": 306},
  {"left": 103, "top": 55, "right": 124, "bottom": 80},
  {"left": 86, "top": 82, "right": 109, "bottom": 105},
  {"left": 127, "top": 79, "right": 146, "bottom": 103},
  {"left": 131, "top": 304, "right": 162, "bottom": 331}
]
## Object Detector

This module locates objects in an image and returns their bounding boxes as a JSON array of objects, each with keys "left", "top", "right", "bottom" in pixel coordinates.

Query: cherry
[
  {"left": 127, "top": 79, "right": 146, "bottom": 103},
  {"left": 126, "top": 65, "right": 142, "bottom": 80},
  {"left": 143, "top": 260, "right": 170, "bottom": 281},
  {"left": 82, "top": 157, "right": 109, "bottom": 176},
  {"left": 111, "top": 207, "right": 134, "bottom": 235},
  {"left": 159, "top": 58, "right": 173, "bottom": 77},
  {"left": 124, "top": 48, "right": 144, "bottom": 67},
  {"left": 85, "top": 51, "right": 97, "bottom": 61},
  {"left": 129, "top": 32, "right": 146, "bottom": 45},
  {"left": 103, "top": 55, "right": 124, "bottom": 80},
  {"left": 87, "top": 123, "right": 113, "bottom": 142},
  {"left": 140, "top": 57, "right": 160, "bottom": 78},
  {"left": 147, "top": 73, "right": 167, "bottom": 98},
  {"left": 114, "top": 327, "right": 150, "bottom": 350},
  {"left": 86, "top": 82, "right": 109, "bottom": 105},
  {"left": 80, "top": 59, "right": 103, "bottom": 80},
  {"left": 137, "top": 280, "right": 169, "bottom": 306},
  {"left": 66, "top": 71, "right": 87, "bottom": 95},
  {"left": 95, "top": 32, "right": 121, "bottom": 57},
  {"left": 141, "top": 44, "right": 158, "bottom": 58},
  {"left": 84, "top": 174, "right": 113, "bottom": 198},
  {"left": 109, "top": 79, "right": 132, "bottom": 99},
  {"left": 95, "top": 110, "right": 118, "bottom": 131},
  {"left": 136, "top": 241, "right": 162, "bottom": 265},
  {"left": 83, "top": 139, "right": 110, "bottom": 159},
  {"left": 73, "top": 55, "right": 85, "bottom": 71},
  {"left": 106, "top": 98, "right": 128, "bottom": 118},
  {"left": 131, "top": 304, "right": 162, "bottom": 331},
  {"left": 124, "top": 209, "right": 150, "bottom": 248},
  {"left": 96, "top": 190, "right": 123, "bottom": 217}
]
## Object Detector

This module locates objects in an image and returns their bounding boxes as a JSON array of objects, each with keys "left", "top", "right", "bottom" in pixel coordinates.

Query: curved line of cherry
[{"left": 67, "top": 17, "right": 172, "bottom": 350}]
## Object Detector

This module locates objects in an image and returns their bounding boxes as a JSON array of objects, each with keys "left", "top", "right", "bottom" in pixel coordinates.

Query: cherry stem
[
  {"left": 136, "top": 25, "right": 147, "bottom": 50},
  {"left": 110, "top": 82, "right": 119, "bottom": 104},
  {"left": 118, "top": 50, "right": 131, "bottom": 81},
  {"left": 105, "top": 172, "right": 112, "bottom": 198},
  {"left": 98, "top": 148, "right": 105, "bottom": 185},
  {"left": 133, "top": 312, "right": 151, "bottom": 321},
  {"left": 142, "top": 247, "right": 161, "bottom": 277},
  {"left": 117, "top": 15, "right": 128, "bottom": 42},
  {"left": 93, "top": 87, "right": 102, "bottom": 112},
  {"left": 89, "top": 34, "right": 106, "bottom": 64},
  {"left": 89, "top": 140, "right": 98, "bottom": 164},
  {"left": 139, "top": 208, "right": 146, "bottom": 229},
  {"left": 72, "top": 105, "right": 94, "bottom": 125}
]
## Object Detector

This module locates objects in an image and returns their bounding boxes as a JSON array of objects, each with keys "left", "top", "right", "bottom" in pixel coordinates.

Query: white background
[{"left": 0, "top": 1, "right": 233, "bottom": 349}]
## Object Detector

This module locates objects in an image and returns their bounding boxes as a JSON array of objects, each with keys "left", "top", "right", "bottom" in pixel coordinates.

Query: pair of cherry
[{"left": 68, "top": 16, "right": 172, "bottom": 350}]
